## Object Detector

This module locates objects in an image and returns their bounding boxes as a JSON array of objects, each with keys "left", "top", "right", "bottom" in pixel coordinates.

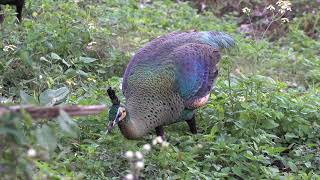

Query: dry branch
[{"left": 0, "top": 105, "right": 107, "bottom": 119}]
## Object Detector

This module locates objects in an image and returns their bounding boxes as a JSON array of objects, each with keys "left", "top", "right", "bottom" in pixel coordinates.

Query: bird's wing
[
  {"left": 170, "top": 43, "right": 221, "bottom": 109},
  {"left": 122, "top": 31, "right": 185, "bottom": 95}
]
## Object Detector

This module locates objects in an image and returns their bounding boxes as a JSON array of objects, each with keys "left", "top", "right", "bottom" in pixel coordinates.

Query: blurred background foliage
[{"left": 0, "top": 0, "right": 319, "bottom": 179}]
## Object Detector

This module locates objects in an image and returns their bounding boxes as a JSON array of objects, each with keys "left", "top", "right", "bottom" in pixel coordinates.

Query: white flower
[
  {"left": 143, "top": 144, "right": 151, "bottom": 152},
  {"left": 152, "top": 138, "right": 158, "bottom": 145},
  {"left": 87, "top": 41, "right": 97, "bottom": 46},
  {"left": 88, "top": 23, "right": 96, "bottom": 30},
  {"left": 3, "top": 45, "right": 17, "bottom": 52},
  {"left": 242, "top": 7, "right": 251, "bottom": 14},
  {"left": 281, "top": 18, "right": 289, "bottom": 23},
  {"left": 239, "top": 96, "right": 246, "bottom": 102},
  {"left": 135, "top": 161, "right": 144, "bottom": 170},
  {"left": 161, "top": 141, "right": 169, "bottom": 148},
  {"left": 135, "top": 151, "right": 144, "bottom": 160},
  {"left": 27, "top": 148, "right": 37, "bottom": 157},
  {"left": 125, "top": 151, "right": 134, "bottom": 159},
  {"left": 266, "top": 5, "right": 275, "bottom": 11},
  {"left": 155, "top": 136, "right": 163, "bottom": 144},
  {"left": 276, "top": 0, "right": 292, "bottom": 13},
  {"left": 124, "top": 173, "right": 134, "bottom": 180},
  {"left": 197, "top": 144, "right": 203, "bottom": 148}
]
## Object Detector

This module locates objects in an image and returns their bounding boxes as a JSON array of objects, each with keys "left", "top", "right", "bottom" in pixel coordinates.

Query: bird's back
[{"left": 122, "top": 31, "right": 235, "bottom": 129}]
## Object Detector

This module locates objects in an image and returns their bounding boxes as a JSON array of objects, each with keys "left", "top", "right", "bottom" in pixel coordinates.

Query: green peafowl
[
  {"left": 0, "top": 0, "right": 25, "bottom": 23},
  {"left": 107, "top": 30, "right": 235, "bottom": 139}
]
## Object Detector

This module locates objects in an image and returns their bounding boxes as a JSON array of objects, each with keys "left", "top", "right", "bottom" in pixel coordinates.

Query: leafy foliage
[{"left": 0, "top": 0, "right": 319, "bottom": 179}]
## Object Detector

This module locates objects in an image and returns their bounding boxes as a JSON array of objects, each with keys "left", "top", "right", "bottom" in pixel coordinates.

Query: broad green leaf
[
  {"left": 263, "top": 119, "right": 279, "bottom": 129},
  {"left": 287, "top": 161, "right": 298, "bottom": 172},
  {"left": 51, "top": 52, "right": 62, "bottom": 60},
  {"left": 57, "top": 110, "right": 78, "bottom": 137},
  {"left": 0, "top": 127, "right": 26, "bottom": 144},
  {"left": 265, "top": 147, "right": 287, "bottom": 155},
  {"left": 285, "top": 133, "right": 298, "bottom": 140},
  {"left": 36, "top": 125, "right": 57, "bottom": 152},
  {"left": 64, "top": 68, "right": 77, "bottom": 78},
  {"left": 20, "top": 90, "right": 36, "bottom": 105},
  {"left": 39, "top": 87, "right": 69, "bottom": 106},
  {"left": 79, "top": 56, "right": 98, "bottom": 63},
  {"left": 76, "top": 70, "right": 89, "bottom": 77}
]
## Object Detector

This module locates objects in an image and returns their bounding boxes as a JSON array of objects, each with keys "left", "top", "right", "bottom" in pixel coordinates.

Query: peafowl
[
  {"left": 0, "top": 0, "right": 25, "bottom": 23},
  {"left": 107, "top": 30, "right": 235, "bottom": 139}
]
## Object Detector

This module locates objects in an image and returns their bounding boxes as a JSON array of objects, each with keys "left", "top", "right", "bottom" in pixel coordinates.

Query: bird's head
[{"left": 106, "top": 87, "right": 127, "bottom": 133}]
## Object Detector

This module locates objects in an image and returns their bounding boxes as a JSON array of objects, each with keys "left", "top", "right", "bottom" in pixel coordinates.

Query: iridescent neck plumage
[{"left": 118, "top": 110, "right": 147, "bottom": 139}]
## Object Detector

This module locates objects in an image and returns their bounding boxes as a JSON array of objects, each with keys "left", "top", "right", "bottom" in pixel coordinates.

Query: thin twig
[
  {"left": 262, "top": 11, "right": 283, "bottom": 39},
  {"left": 0, "top": 105, "right": 107, "bottom": 119}
]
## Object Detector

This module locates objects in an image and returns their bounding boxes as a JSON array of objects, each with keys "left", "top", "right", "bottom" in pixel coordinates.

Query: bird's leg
[
  {"left": 155, "top": 126, "right": 164, "bottom": 139},
  {"left": 0, "top": 6, "right": 3, "bottom": 23},
  {"left": 16, "top": 3, "right": 24, "bottom": 22},
  {"left": 186, "top": 115, "right": 197, "bottom": 134}
]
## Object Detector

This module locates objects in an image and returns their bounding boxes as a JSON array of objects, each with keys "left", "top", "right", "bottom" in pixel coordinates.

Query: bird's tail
[{"left": 201, "top": 31, "right": 235, "bottom": 49}]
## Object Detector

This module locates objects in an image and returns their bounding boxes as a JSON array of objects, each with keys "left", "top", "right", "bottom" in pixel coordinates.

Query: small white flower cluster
[
  {"left": 88, "top": 23, "right": 96, "bottom": 30},
  {"left": 266, "top": 5, "right": 276, "bottom": 11},
  {"left": 124, "top": 146, "right": 149, "bottom": 179},
  {"left": 281, "top": 18, "right": 289, "bottom": 23},
  {"left": 152, "top": 136, "right": 169, "bottom": 148},
  {"left": 276, "top": 0, "right": 292, "bottom": 14},
  {"left": 86, "top": 41, "right": 97, "bottom": 51},
  {"left": 239, "top": 96, "right": 246, "bottom": 102},
  {"left": 265, "top": 1, "right": 292, "bottom": 23},
  {"left": 124, "top": 137, "right": 169, "bottom": 179},
  {"left": 3, "top": 45, "right": 17, "bottom": 52},
  {"left": 266, "top": 1, "right": 292, "bottom": 13},
  {"left": 242, "top": 7, "right": 251, "bottom": 15}
]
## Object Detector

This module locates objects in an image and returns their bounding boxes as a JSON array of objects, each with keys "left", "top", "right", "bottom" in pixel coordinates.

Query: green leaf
[
  {"left": 287, "top": 161, "right": 298, "bottom": 172},
  {"left": 265, "top": 147, "right": 287, "bottom": 155},
  {"left": 263, "top": 119, "right": 279, "bottom": 129},
  {"left": 79, "top": 56, "right": 98, "bottom": 63},
  {"left": 36, "top": 125, "right": 57, "bottom": 152},
  {"left": 57, "top": 110, "right": 78, "bottom": 137},
  {"left": 76, "top": 70, "right": 89, "bottom": 77},
  {"left": 0, "top": 127, "right": 26, "bottom": 144},
  {"left": 20, "top": 90, "right": 36, "bottom": 105},
  {"left": 39, "top": 87, "right": 69, "bottom": 106},
  {"left": 64, "top": 68, "right": 77, "bottom": 78},
  {"left": 285, "top": 133, "right": 298, "bottom": 140},
  {"left": 304, "top": 162, "right": 311, "bottom": 168},
  {"left": 51, "top": 52, "right": 62, "bottom": 60}
]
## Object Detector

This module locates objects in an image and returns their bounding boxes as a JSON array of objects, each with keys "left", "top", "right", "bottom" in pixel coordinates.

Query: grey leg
[
  {"left": 186, "top": 115, "right": 197, "bottom": 134},
  {"left": 155, "top": 126, "right": 164, "bottom": 138}
]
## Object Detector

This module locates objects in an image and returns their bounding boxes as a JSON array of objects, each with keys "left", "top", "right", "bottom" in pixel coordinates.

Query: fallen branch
[{"left": 0, "top": 105, "right": 107, "bottom": 119}]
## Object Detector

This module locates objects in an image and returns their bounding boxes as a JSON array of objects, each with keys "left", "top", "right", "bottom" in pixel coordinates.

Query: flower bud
[
  {"left": 125, "top": 151, "right": 134, "bottom": 159},
  {"left": 135, "top": 151, "right": 144, "bottom": 160}
]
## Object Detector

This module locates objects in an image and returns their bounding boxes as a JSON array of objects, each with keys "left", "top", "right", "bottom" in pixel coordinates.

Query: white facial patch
[{"left": 118, "top": 107, "right": 127, "bottom": 121}]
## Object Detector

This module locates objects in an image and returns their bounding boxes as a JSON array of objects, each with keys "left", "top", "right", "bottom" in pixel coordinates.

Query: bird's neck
[{"left": 118, "top": 114, "right": 147, "bottom": 140}]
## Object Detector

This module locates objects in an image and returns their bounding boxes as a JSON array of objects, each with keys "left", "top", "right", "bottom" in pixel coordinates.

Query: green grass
[{"left": 0, "top": 0, "right": 319, "bottom": 179}]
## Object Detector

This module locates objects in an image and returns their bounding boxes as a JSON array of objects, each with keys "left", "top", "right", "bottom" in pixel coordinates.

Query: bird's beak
[{"left": 107, "top": 110, "right": 122, "bottom": 133}]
